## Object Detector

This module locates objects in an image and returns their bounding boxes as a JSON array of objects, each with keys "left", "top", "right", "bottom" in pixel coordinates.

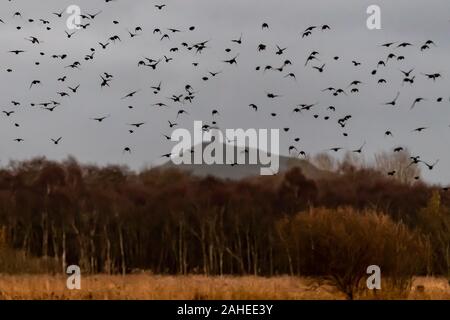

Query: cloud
[{"left": 0, "top": 0, "right": 449, "bottom": 184}]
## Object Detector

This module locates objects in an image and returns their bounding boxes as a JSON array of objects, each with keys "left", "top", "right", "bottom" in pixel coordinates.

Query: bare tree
[{"left": 375, "top": 149, "right": 420, "bottom": 184}]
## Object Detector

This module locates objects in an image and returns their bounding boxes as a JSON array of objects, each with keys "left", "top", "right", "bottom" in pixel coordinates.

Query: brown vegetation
[
  {"left": 0, "top": 156, "right": 449, "bottom": 299},
  {"left": 0, "top": 275, "right": 448, "bottom": 300},
  {"left": 276, "top": 208, "right": 427, "bottom": 299}
]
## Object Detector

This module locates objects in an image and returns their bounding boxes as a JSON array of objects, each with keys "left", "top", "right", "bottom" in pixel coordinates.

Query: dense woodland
[{"left": 0, "top": 155, "right": 449, "bottom": 284}]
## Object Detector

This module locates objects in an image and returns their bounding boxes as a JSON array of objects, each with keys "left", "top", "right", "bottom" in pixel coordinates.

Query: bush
[
  {"left": 0, "top": 227, "right": 58, "bottom": 275},
  {"left": 0, "top": 247, "right": 59, "bottom": 275},
  {"left": 417, "top": 191, "right": 450, "bottom": 278},
  {"left": 277, "top": 207, "right": 427, "bottom": 299}
]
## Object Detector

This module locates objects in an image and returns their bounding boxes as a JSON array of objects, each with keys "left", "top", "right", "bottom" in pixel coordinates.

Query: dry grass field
[{"left": 0, "top": 275, "right": 448, "bottom": 300}]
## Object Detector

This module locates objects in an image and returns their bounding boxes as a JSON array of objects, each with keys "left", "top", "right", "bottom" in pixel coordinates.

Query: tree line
[{"left": 0, "top": 156, "right": 448, "bottom": 282}]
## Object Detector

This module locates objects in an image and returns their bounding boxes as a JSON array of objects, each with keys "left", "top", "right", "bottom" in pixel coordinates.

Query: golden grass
[{"left": 0, "top": 275, "right": 448, "bottom": 300}]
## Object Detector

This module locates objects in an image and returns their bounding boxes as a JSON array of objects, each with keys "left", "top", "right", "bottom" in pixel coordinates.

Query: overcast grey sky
[{"left": 1, "top": 0, "right": 450, "bottom": 184}]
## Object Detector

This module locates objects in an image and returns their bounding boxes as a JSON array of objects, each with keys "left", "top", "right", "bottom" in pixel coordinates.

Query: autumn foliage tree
[{"left": 277, "top": 208, "right": 426, "bottom": 299}]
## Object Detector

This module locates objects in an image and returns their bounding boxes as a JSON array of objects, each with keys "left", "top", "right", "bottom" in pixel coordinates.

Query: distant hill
[{"left": 159, "top": 142, "right": 329, "bottom": 181}]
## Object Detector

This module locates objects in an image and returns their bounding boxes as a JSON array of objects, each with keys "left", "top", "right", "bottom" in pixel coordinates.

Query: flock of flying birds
[{"left": 0, "top": 1, "right": 449, "bottom": 188}]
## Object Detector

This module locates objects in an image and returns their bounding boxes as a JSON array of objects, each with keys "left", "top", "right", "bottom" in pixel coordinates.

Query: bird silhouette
[
  {"left": 352, "top": 142, "right": 366, "bottom": 154},
  {"left": 420, "top": 160, "right": 439, "bottom": 170},
  {"left": 383, "top": 92, "right": 400, "bottom": 106},
  {"left": 91, "top": 115, "right": 110, "bottom": 123},
  {"left": 121, "top": 90, "right": 140, "bottom": 99},
  {"left": 410, "top": 97, "right": 426, "bottom": 110},
  {"left": 51, "top": 137, "right": 62, "bottom": 145}
]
